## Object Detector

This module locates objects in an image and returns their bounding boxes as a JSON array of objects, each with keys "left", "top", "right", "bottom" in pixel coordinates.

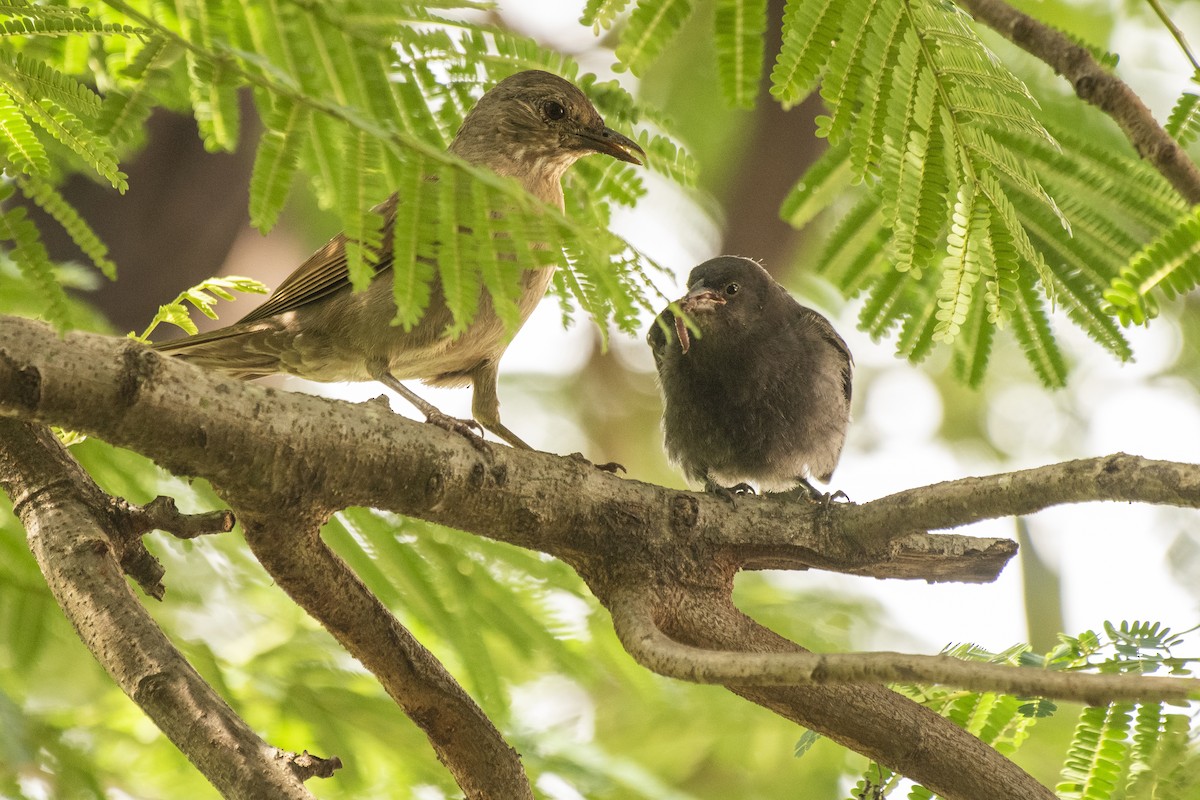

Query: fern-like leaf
[
  {"left": 1105, "top": 204, "right": 1200, "bottom": 325},
  {"left": 435, "top": 167, "right": 480, "bottom": 337},
  {"left": 816, "top": 193, "right": 890, "bottom": 296},
  {"left": 714, "top": 0, "right": 766, "bottom": 109},
  {"left": 1057, "top": 703, "right": 1133, "bottom": 800},
  {"left": 0, "top": 84, "right": 48, "bottom": 175},
  {"left": 338, "top": 128, "right": 386, "bottom": 291},
  {"left": 390, "top": 157, "right": 436, "bottom": 331},
  {"left": 614, "top": 0, "right": 695, "bottom": 77},
  {"left": 770, "top": 0, "right": 840, "bottom": 108},
  {"left": 133, "top": 276, "right": 269, "bottom": 341},
  {"left": 580, "top": 0, "right": 633, "bottom": 32},
  {"left": 248, "top": 99, "right": 308, "bottom": 231},
  {"left": 6, "top": 78, "right": 126, "bottom": 190},
  {"left": 780, "top": 137, "right": 852, "bottom": 229},
  {"left": 0, "top": 51, "right": 100, "bottom": 119},
  {"left": 16, "top": 174, "right": 116, "bottom": 279},
  {"left": 0, "top": 182, "right": 69, "bottom": 327},
  {"left": 1165, "top": 91, "right": 1200, "bottom": 147},
  {"left": 819, "top": 0, "right": 886, "bottom": 145},
  {"left": 97, "top": 37, "right": 182, "bottom": 148},
  {"left": 1011, "top": 266, "right": 1067, "bottom": 388},
  {"left": 934, "top": 186, "right": 987, "bottom": 345}
]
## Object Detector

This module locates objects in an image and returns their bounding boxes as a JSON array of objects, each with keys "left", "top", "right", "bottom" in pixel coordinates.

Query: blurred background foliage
[{"left": 2, "top": 0, "right": 1200, "bottom": 797}]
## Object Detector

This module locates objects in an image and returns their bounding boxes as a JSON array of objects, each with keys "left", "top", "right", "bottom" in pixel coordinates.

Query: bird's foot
[
  {"left": 424, "top": 410, "right": 490, "bottom": 454},
  {"left": 567, "top": 452, "right": 627, "bottom": 473},
  {"left": 770, "top": 479, "right": 850, "bottom": 505},
  {"left": 704, "top": 480, "right": 755, "bottom": 507},
  {"left": 768, "top": 479, "right": 854, "bottom": 503}
]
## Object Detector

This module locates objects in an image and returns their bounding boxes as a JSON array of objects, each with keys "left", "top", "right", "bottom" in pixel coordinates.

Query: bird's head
[
  {"left": 450, "top": 70, "right": 644, "bottom": 207},
  {"left": 671, "top": 256, "right": 773, "bottom": 354}
]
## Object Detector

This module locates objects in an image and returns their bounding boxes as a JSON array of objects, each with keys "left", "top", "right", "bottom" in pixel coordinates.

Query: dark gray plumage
[
  {"left": 647, "top": 256, "right": 853, "bottom": 498},
  {"left": 156, "top": 70, "right": 643, "bottom": 449}
]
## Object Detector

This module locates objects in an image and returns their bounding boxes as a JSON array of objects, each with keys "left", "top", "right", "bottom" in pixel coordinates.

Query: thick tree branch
[
  {"left": 0, "top": 316, "right": 1023, "bottom": 582},
  {"left": 235, "top": 509, "right": 534, "bottom": 800},
  {"left": 0, "top": 419, "right": 327, "bottom": 800},
  {"left": 602, "top": 584, "right": 1059, "bottom": 800},
  {"left": 959, "top": 0, "right": 1200, "bottom": 204},
  {"left": 609, "top": 587, "right": 1198, "bottom": 704}
]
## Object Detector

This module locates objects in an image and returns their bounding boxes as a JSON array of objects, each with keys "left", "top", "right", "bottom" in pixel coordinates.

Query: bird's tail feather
[{"left": 154, "top": 326, "right": 277, "bottom": 380}]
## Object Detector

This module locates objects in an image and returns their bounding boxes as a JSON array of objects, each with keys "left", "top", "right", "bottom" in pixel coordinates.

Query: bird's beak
[
  {"left": 680, "top": 287, "right": 726, "bottom": 314},
  {"left": 576, "top": 126, "right": 645, "bottom": 165},
  {"left": 672, "top": 288, "right": 725, "bottom": 354}
]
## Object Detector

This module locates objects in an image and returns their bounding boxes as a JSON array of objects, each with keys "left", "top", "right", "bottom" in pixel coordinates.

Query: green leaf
[
  {"left": 16, "top": 174, "right": 116, "bottom": 279},
  {"left": 1105, "top": 204, "right": 1200, "bottom": 325},
  {"left": 133, "top": 275, "right": 269, "bottom": 341},
  {"left": 1165, "top": 91, "right": 1200, "bottom": 147},
  {"left": 714, "top": 0, "right": 767, "bottom": 109},
  {"left": 770, "top": 0, "right": 841, "bottom": 108},
  {"left": 0, "top": 182, "right": 69, "bottom": 327},
  {"left": 248, "top": 99, "right": 308, "bottom": 231},
  {"left": 1011, "top": 266, "right": 1067, "bottom": 388},
  {"left": 580, "top": 0, "right": 633, "bottom": 32},
  {"left": 615, "top": 0, "right": 695, "bottom": 77},
  {"left": 0, "top": 84, "right": 48, "bottom": 175},
  {"left": 780, "top": 137, "right": 853, "bottom": 229}
]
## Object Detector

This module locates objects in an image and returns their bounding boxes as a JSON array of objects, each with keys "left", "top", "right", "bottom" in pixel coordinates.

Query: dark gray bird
[
  {"left": 156, "top": 70, "right": 644, "bottom": 450},
  {"left": 647, "top": 256, "right": 853, "bottom": 500}
]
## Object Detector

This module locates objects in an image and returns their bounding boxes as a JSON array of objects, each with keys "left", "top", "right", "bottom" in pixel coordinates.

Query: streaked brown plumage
[{"left": 156, "top": 70, "right": 643, "bottom": 449}]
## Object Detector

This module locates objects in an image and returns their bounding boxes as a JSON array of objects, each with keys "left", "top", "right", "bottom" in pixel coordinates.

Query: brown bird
[{"left": 156, "top": 70, "right": 644, "bottom": 449}]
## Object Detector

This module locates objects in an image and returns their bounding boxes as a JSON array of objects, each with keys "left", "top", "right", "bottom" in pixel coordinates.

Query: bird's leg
[
  {"left": 470, "top": 363, "right": 624, "bottom": 471},
  {"left": 703, "top": 478, "right": 755, "bottom": 507},
  {"left": 370, "top": 365, "right": 489, "bottom": 452},
  {"left": 469, "top": 362, "right": 533, "bottom": 450}
]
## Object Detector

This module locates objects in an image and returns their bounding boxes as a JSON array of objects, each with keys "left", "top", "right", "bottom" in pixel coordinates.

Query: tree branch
[
  {"left": 605, "top": 585, "right": 1059, "bottom": 800},
  {"left": 609, "top": 587, "right": 1198, "bottom": 704},
  {"left": 235, "top": 508, "right": 534, "bottom": 800},
  {"left": 0, "top": 419, "right": 328, "bottom": 800},
  {"left": 0, "top": 316, "right": 1020, "bottom": 582},
  {"left": 958, "top": 0, "right": 1200, "bottom": 203}
]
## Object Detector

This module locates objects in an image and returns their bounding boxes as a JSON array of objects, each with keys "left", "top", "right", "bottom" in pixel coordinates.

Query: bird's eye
[
  {"left": 725, "top": 282, "right": 740, "bottom": 296},
  {"left": 543, "top": 100, "right": 566, "bottom": 121}
]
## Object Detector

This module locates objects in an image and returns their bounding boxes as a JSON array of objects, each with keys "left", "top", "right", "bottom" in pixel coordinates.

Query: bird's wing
[
  {"left": 238, "top": 195, "right": 398, "bottom": 325},
  {"left": 797, "top": 305, "right": 854, "bottom": 404}
]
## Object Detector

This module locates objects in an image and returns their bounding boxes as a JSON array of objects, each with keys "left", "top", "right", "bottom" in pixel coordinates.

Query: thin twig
[
  {"left": 960, "top": 0, "right": 1200, "bottom": 203},
  {"left": 1145, "top": 0, "right": 1200, "bottom": 74}
]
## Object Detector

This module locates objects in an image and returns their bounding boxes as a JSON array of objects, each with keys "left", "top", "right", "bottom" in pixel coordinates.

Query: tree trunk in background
[
  {"left": 24, "top": 93, "right": 260, "bottom": 332},
  {"left": 719, "top": 0, "right": 824, "bottom": 282}
]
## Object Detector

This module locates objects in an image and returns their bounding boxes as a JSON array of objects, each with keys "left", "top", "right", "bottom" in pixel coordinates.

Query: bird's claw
[
  {"left": 769, "top": 482, "right": 851, "bottom": 506},
  {"left": 705, "top": 481, "right": 755, "bottom": 507},
  {"left": 425, "top": 410, "right": 490, "bottom": 454},
  {"left": 567, "top": 452, "right": 626, "bottom": 473}
]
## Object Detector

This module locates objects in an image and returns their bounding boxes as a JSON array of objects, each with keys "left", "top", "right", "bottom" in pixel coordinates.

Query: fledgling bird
[
  {"left": 647, "top": 256, "right": 853, "bottom": 500},
  {"left": 156, "top": 70, "right": 644, "bottom": 450}
]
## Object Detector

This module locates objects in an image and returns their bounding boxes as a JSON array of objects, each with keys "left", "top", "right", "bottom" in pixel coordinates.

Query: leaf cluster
[
  {"left": 1, "top": 0, "right": 697, "bottom": 339},
  {"left": 594, "top": 0, "right": 1200, "bottom": 385},
  {"left": 802, "top": 625, "right": 1200, "bottom": 799}
]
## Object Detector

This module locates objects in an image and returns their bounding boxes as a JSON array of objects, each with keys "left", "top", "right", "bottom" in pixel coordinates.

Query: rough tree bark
[{"left": 2, "top": 315, "right": 1198, "bottom": 800}]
